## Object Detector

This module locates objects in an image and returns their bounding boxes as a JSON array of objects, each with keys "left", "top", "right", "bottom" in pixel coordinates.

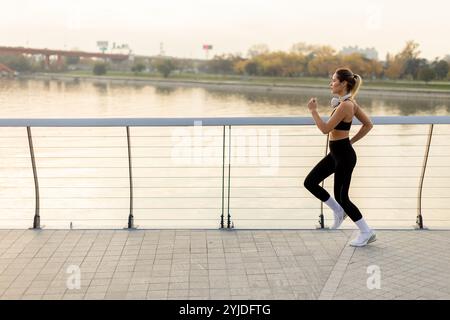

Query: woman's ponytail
[
  {"left": 336, "top": 68, "right": 363, "bottom": 99},
  {"left": 351, "top": 74, "right": 362, "bottom": 99}
]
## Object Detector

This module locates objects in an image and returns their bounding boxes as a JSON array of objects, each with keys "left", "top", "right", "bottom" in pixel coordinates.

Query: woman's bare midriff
[{"left": 329, "top": 129, "right": 350, "bottom": 141}]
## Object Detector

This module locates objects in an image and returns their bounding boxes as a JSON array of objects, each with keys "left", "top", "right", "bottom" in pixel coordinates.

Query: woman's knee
[
  {"left": 303, "top": 177, "right": 312, "bottom": 190},
  {"left": 303, "top": 174, "right": 317, "bottom": 190}
]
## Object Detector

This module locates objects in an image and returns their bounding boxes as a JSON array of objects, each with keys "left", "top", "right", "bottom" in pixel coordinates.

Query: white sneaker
[
  {"left": 350, "top": 230, "right": 376, "bottom": 247},
  {"left": 331, "top": 210, "right": 347, "bottom": 229}
]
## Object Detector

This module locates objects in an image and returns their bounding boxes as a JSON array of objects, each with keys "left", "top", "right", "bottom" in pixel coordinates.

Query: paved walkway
[{"left": 0, "top": 229, "right": 449, "bottom": 300}]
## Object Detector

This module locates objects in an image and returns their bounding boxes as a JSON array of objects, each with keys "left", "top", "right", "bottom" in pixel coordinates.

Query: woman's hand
[{"left": 307, "top": 97, "right": 318, "bottom": 113}]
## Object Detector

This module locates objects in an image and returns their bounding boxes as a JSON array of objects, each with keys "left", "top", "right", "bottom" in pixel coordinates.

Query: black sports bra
[{"left": 330, "top": 100, "right": 352, "bottom": 131}]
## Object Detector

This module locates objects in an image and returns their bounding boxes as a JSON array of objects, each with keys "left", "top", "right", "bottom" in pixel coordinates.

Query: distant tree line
[
  {"left": 1, "top": 41, "right": 449, "bottom": 82},
  {"left": 139, "top": 41, "right": 449, "bottom": 82},
  {"left": 199, "top": 41, "right": 449, "bottom": 82}
]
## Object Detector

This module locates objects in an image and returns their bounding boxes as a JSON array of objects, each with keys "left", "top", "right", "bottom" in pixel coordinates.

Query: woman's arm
[{"left": 350, "top": 102, "right": 374, "bottom": 144}]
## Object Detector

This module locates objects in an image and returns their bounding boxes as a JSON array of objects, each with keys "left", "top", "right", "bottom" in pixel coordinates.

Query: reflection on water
[
  {"left": 206, "top": 88, "right": 450, "bottom": 116},
  {"left": 154, "top": 85, "right": 178, "bottom": 96},
  {"left": 64, "top": 78, "right": 81, "bottom": 90},
  {"left": 92, "top": 82, "right": 108, "bottom": 95},
  {"left": 1, "top": 78, "right": 450, "bottom": 118}
]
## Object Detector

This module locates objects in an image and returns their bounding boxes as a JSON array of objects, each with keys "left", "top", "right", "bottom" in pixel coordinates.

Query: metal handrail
[{"left": 1, "top": 116, "right": 450, "bottom": 127}]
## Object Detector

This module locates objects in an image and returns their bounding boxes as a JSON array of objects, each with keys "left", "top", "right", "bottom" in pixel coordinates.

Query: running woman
[{"left": 304, "top": 67, "right": 376, "bottom": 247}]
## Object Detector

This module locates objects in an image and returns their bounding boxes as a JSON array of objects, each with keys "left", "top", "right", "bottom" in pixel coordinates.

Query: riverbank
[{"left": 20, "top": 72, "right": 450, "bottom": 99}]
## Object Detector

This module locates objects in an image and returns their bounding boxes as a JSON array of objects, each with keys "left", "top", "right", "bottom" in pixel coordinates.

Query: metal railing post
[
  {"left": 27, "top": 126, "right": 40, "bottom": 229},
  {"left": 227, "top": 125, "right": 233, "bottom": 229},
  {"left": 220, "top": 126, "right": 226, "bottom": 229},
  {"left": 417, "top": 124, "right": 433, "bottom": 229},
  {"left": 317, "top": 134, "right": 330, "bottom": 229},
  {"left": 126, "top": 126, "right": 135, "bottom": 229}
]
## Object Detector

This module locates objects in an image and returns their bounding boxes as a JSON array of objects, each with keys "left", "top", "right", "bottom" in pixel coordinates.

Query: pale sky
[{"left": 1, "top": 0, "right": 449, "bottom": 60}]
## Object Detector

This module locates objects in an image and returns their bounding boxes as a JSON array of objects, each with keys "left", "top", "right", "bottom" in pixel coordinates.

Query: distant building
[
  {"left": 340, "top": 46, "right": 379, "bottom": 60},
  {"left": 111, "top": 43, "right": 131, "bottom": 55}
]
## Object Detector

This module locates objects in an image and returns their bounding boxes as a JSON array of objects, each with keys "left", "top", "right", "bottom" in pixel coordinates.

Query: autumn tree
[
  {"left": 384, "top": 53, "right": 403, "bottom": 79},
  {"left": 384, "top": 41, "right": 422, "bottom": 79},
  {"left": 307, "top": 46, "right": 339, "bottom": 77},
  {"left": 247, "top": 44, "right": 270, "bottom": 58},
  {"left": 339, "top": 53, "right": 382, "bottom": 78}
]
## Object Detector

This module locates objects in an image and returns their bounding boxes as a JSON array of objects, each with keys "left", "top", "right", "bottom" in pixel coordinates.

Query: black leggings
[{"left": 303, "top": 137, "right": 363, "bottom": 222}]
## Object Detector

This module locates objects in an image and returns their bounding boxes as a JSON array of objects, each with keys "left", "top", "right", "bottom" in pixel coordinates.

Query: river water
[{"left": 1, "top": 78, "right": 449, "bottom": 229}]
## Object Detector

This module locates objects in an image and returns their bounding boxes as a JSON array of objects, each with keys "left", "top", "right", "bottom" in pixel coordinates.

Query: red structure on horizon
[
  {"left": 0, "top": 46, "right": 129, "bottom": 70},
  {"left": 0, "top": 63, "right": 15, "bottom": 76}
]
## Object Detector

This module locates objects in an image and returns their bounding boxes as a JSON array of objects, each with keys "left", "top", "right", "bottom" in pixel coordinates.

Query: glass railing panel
[
  {"left": 0, "top": 127, "right": 35, "bottom": 228},
  {"left": 422, "top": 124, "right": 450, "bottom": 228},
  {"left": 335, "top": 124, "right": 429, "bottom": 229},
  {"left": 131, "top": 126, "right": 224, "bottom": 228},
  {"left": 227, "top": 125, "right": 326, "bottom": 229},
  {"left": 31, "top": 127, "right": 129, "bottom": 229}
]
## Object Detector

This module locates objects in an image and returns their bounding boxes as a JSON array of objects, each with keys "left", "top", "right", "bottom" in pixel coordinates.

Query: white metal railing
[{"left": 1, "top": 116, "right": 450, "bottom": 230}]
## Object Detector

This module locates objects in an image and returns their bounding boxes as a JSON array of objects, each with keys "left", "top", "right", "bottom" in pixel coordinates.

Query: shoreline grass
[{"left": 24, "top": 70, "right": 450, "bottom": 93}]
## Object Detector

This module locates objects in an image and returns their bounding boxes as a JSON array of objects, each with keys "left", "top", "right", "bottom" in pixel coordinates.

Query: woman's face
[{"left": 330, "top": 73, "right": 346, "bottom": 95}]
